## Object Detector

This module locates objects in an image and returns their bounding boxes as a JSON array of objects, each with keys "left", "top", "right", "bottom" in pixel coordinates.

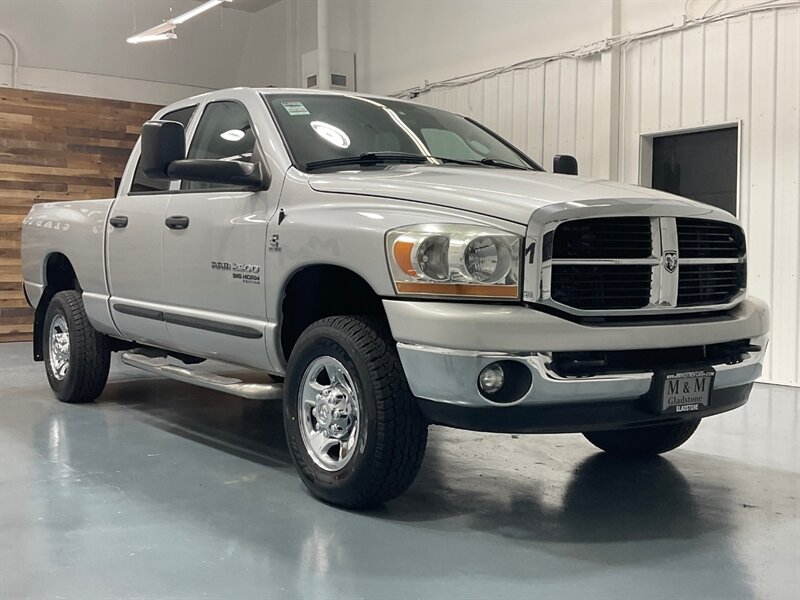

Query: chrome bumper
[
  {"left": 383, "top": 297, "right": 770, "bottom": 353},
  {"left": 385, "top": 295, "right": 770, "bottom": 412},
  {"left": 397, "top": 341, "right": 767, "bottom": 408}
]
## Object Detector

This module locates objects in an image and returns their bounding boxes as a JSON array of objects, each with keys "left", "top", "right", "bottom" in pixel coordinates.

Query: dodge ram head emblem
[{"left": 663, "top": 251, "right": 678, "bottom": 273}]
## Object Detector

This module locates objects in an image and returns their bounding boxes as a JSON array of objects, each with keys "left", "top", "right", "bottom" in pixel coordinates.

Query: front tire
[
  {"left": 583, "top": 419, "right": 701, "bottom": 457},
  {"left": 43, "top": 290, "right": 110, "bottom": 403},
  {"left": 283, "top": 316, "right": 428, "bottom": 508}
]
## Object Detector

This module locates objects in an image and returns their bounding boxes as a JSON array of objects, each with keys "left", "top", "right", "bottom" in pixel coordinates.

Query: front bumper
[{"left": 384, "top": 297, "right": 770, "bottom": 433}]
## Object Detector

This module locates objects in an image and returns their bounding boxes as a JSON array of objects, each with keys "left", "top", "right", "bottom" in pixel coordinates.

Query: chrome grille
[
  {"left": 551, "top": 265, "right": 652, "bottom": 309},
  {"left": 529, "top": 214, "right": 747, "bottom": 316},
  {"left": 678, "top": 263, "right": 746, "bottom": 306},
  {"left": 677, "top": 218, "right": 746, "bottom": 259},
  {"left": 552, "top": 217, "right": 652, "bottom": 259}
]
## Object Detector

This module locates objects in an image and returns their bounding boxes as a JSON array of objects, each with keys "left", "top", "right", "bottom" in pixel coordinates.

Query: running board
[{"left": 120, "top": 351, "right": 283, "bottom": 400}]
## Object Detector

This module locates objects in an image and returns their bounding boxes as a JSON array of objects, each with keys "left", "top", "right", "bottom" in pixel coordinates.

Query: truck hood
[{"left": 307, "top": 166, "right": 705, "bottom": 224}]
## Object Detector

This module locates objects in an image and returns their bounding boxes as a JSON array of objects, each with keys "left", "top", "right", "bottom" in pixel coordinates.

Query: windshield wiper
[
  {"left": 478, "top": 158, "right": 529, "bottom": 170},
  {"left": 432, "top": 156, "right": 530, "bottom": 171},
  {"left": 433, "top": 156, "right": 531, "bottom": 171},
  {"left": 305, "top": 152, "right": 531, "bottom": 172},
  {"left": 305, "top": 152, "right": 430, "bottom": 171}
]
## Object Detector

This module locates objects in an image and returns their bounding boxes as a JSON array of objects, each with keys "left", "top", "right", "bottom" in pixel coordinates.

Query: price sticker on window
[{"left": 281, "top": 101, "right": 310, "bottom": 116}]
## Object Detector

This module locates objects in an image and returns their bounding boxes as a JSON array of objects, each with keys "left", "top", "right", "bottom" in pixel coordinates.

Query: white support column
[
  {"left": 285, "top": 0, "right": 299, "bottom": 87},
  {"left": 317, "top": 0, "right": 330, "bottom": 90},
  {"left": 594, "top": 0, "right": 621, "bottom": 181}
]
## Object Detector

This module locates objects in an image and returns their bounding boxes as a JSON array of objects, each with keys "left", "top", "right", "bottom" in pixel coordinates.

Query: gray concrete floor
[{"left": 1, "top": 341, "right": 798, "bottom": 600}]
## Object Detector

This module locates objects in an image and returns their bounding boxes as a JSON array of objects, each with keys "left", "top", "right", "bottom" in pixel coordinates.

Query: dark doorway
[{"left": 651, "top": 127, "right": 738, "bottom": 215}]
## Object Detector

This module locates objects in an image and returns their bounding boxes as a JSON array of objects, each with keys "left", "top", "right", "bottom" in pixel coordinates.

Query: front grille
[
  {"left": 678, "top": 263, "right": 746, "bottom": 306},
  {"left": 552, "top": 217, "right": 652, "bottom": 259},
  {"left": 537, "top": 215, "right": 746, "bottom": 314},
  {"left": 551, "top": 265, "right": 651, "bottom": 309},
  {"left": 677, "top": 218, "right": 745, "bottom": 258}
]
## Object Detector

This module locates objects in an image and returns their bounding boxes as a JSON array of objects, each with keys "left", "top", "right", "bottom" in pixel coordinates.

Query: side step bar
[{"left": 120, "top": 351, "right": 284, "bottom": 401}]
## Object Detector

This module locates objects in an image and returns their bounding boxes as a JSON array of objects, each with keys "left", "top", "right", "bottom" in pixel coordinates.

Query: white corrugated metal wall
[
  {"left": 421, "top": 55, "right": 608, "bottom": 177},
  {"left": 414, "top": 5, "right": 800, "bottom": 386},
  {"left": 620, "top": 8, "right": 800, "bottom": 385}
]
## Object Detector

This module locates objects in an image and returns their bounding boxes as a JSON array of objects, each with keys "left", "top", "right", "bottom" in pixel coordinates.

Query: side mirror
[
  {"left": 141, "top": 120, "right": 186, "bottom": 179},
  {"left": 167, "top": 159, "right": 269, "bottom": 190},
  {"left": 553, "top": 154, "right": 578, "bottom": 176},
  {"left": 140, "top": 119, "right": 270, "bottom": 190}
]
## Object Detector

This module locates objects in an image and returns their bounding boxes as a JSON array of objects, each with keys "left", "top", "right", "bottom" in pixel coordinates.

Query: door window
[
  {"left": 181, "top": 101, "right": 256, "bottom": 191},
  {"left": 129, "top": 105, "right": 197, "bottom": 194}
]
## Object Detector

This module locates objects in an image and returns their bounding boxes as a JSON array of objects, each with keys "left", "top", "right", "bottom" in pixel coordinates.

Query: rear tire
[
  {"left": 283, "top": 316, "right": 428, "bottom": 508},
  {"left": 583, "top": 419, "right": 701, "bottom": 457},
  {"left": 43, "top": 290, "right": 110, "bottom": 403}
]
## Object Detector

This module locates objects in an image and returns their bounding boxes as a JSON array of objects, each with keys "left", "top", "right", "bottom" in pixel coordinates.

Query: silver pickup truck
[{"left": 22, "top": 87, "right": 770, "bottom": 508}]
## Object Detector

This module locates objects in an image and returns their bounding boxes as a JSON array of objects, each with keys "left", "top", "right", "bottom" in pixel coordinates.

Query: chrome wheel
[
  {"left": 298, "top": 356, "right": 360, "bottom": 472},
  {"left": 48, "top": 314, "right": 70, "bottom": 381}
]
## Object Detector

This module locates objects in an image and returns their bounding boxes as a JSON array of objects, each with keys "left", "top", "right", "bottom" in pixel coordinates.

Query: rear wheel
[
  {"left": 583, "top": 419, "right": 701, "bottom": 457},
  {"left": 283, "top": 316, "right": 428, "bottom": 508},
  {"left": 43, "top": 290, "right": 110, "bottom": 403}
]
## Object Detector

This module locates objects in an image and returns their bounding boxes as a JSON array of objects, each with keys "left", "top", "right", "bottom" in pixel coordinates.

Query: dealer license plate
[{"left": 656, "top": 368, "right": 715, "bottom": 414}]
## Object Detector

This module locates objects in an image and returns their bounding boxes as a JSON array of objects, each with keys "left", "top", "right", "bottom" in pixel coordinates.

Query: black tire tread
[
  {"left": 285, "top": 315, "right": 427, "bottom": 508},
  {"left": 583, "top": 419, "right": 701, "bottom": 457},
  {"left": 45, "top": 290, "right": 110, "bottom": 403}
]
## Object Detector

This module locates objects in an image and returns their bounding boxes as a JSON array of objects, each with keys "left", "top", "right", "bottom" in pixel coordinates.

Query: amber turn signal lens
[{"left": 393, "top": 240, "right": 417, "bottom": 277}]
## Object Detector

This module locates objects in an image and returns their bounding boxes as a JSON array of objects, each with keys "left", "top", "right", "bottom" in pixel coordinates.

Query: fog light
[{"left": 479, "top": 363, "right": 505, "bottom": 394}]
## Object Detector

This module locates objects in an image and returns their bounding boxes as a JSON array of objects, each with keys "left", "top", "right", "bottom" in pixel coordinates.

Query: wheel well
[
  {"left": 280, "top": 265, "right": 386, "bottom": 362},
  {"left": 33, "top": 253, "right": 80, "bottom": 361}
]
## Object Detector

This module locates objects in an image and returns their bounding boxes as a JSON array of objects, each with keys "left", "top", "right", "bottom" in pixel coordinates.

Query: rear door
[
  {"left": 106, "top": 105, "right": 196, "bottom": 346},
  {"left": 161, "top": 100, "right": 279, "bottom": 369}
]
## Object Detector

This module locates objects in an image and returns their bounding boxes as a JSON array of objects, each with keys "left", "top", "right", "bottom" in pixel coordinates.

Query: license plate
[{"left": 654, "top": 368, "right": 715, "bottom": 414}]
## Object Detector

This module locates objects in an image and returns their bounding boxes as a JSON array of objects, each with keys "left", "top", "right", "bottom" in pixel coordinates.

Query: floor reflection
[
  {"left": 4, "top": 351, "right": 796, "bottom": 599},
  {"left": 78, "top": 375, "right": 737, "bottom": 551},
  {"left": 99, "top": 375, "right": 293, "bottom": 469},
  {"left": 375, "top": 442, "right": 721, "bottom": 545}
]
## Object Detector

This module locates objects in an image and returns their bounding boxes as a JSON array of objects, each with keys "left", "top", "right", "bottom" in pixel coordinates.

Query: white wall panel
[
  {"left": 414, "top": 6, "right": 799, "bottom": 385},
  {"left": 773, "top": 7, "right": 800, "bottom": 385},
  {"left": 416, "top": 56, "right": 605, "bottom": 175},
  {"left": 619, "top": 7, "right": 800, "bottom": 385}
]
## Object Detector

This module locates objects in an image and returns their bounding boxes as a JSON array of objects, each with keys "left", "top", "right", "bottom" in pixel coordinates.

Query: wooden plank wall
[{"left": 0, "top": 87, "right": 160, "bottom": 342}]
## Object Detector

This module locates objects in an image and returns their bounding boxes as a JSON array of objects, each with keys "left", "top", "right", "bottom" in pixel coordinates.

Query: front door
[
  {"left": 107, "top": 105, "right": 197, "bottom": 347},
  {"left": 161, "top": 100, "right": 278, "bottom": 370}
]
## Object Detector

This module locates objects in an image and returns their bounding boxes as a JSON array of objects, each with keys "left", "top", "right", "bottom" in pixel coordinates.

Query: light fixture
[
  {"left": 127, "top": 32, "right": 178, "bottom": 45},
  {"left": 172, "top": 0, "right": 232, "bottom": 25},
  {"left": 310, "top": 121, "right": 351, "bottom": 149},
  {"left": 127, "top": 0, "right": 233, "bottom": 45},
  {"left": 220, "top": 129, "right": 245, "bottom": 141}
]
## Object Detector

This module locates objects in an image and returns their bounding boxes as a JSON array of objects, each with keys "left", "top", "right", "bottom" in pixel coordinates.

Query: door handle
[
  {"left": 110, "top": 216, "right": 128, "bottom": 228},
  {"left": 165, "top": 215, "right": 190, "bottom": 230}
]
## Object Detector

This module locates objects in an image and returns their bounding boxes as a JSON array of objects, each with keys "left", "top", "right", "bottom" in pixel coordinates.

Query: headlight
[{"left": 386, "top": 224, "right": 521, "bottom": 299}]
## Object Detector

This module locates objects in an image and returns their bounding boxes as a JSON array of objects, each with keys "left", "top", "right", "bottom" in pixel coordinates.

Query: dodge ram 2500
[{"left": 21, "top": 88, "right": 770, "bottom": 508}]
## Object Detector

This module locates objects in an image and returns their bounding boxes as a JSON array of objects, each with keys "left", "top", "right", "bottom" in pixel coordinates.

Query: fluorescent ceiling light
[
  {"left": 172, "top": 0, "right": 231, "bottom": 25},
  {"left": 127, "top": 32, "right": 177, "bottom": 44},
  {"left": 127, "top": 0, "right": 232, "bottom": 44},
  {"left": 220, "top": 129, "right": 245, "bottom": 141},
  {"left": 310, "top": 121, "right": 351, "bottom": 149}
]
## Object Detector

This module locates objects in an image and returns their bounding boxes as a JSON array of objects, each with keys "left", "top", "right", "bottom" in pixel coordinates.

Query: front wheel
[
  {"left": 283, "top": 316, "right": 428, "bottom": 508},
  {"left": 43, "top": 290, "right": 110, "bottom": 403},
  {"left": 583, "top": 419, "right": 701, "bottom": 457}
]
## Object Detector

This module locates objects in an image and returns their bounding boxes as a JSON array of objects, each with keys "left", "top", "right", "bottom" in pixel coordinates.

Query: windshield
[{"left": 264, "top": 93, "right": 540, "bottom": 172}]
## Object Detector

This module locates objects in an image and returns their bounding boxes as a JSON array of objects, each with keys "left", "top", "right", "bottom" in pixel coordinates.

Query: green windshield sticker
[{"left": 281, "top": 101, "right": 310, "bottom": 116}]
